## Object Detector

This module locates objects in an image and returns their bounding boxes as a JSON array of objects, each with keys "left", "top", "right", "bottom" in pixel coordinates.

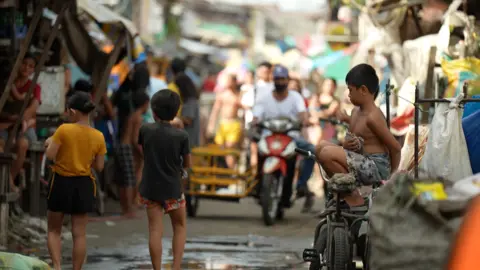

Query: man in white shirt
[
  {"left": 241, "top": 62, "right": 274, "bottom": 128},
  {"left": 251, "top": 65, "right": 316, "bottom": 212}
]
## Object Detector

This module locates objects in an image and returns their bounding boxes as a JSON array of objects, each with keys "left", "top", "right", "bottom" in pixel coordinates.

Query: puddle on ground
[{"left": 53, "top": 236, "right": 310, "bottom": 269}]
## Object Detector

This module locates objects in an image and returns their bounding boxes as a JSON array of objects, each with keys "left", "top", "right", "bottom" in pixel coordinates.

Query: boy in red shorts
[{"left": 138, "top": 89, "right": 190, "bottom": 270}]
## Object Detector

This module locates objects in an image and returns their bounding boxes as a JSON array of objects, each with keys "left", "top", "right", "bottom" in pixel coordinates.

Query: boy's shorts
[
  {"left": 214, "top": 119, "right": 242, "bottom": 145},
  {"left": 344, "top": 150, "right": 390, "bottom": 185},
  {"left": 115, "top": 144, "right": 136, "bottom": 187},
  {"left": 140, "top": 194, "right": 186, "bottom": 213},
  {"left": 0, "top": 127, "right": 37, "bottom": 145}
]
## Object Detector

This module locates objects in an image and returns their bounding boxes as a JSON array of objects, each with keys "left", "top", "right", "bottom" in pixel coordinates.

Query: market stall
[{"left": 0, "top": 0, "right": 134, "bottom": 248}]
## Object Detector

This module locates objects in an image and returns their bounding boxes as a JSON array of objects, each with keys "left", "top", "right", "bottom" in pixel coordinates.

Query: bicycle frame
[{"left": 298, "top": 147, "right": 369, "bottom": 268}]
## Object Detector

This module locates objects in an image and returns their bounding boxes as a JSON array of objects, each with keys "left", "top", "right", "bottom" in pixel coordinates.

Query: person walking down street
[
  {"left": 45, "top": 91, "right": 107, "bottom": 270},
  {"left": 138, "top": 90, "right": 190, "bottom": 270},
  {"left": 207, "top": 74, "right": 243, "bottom": 168}
]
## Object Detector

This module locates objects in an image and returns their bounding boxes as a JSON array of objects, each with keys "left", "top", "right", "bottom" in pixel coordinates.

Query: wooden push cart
[{"left": 185, "top": 145, "right": 257, "bottom": 217}]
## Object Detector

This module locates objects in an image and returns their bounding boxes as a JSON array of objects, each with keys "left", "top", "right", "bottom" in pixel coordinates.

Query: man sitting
[
  {"left": 0, "top": 53, "right": 41, "bottom": 193},
  {"left": 315, "top": 64, "right": 401, "bottom": 206}
]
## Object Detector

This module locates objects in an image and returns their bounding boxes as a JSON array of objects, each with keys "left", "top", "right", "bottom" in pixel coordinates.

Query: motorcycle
[{"left": 255, "top": 118, "right": 301, "bottom": 226}]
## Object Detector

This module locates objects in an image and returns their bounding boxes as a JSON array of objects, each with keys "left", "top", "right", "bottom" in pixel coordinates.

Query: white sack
[{"left": 419, "top": 94, "right": 473, "bottom": 181}]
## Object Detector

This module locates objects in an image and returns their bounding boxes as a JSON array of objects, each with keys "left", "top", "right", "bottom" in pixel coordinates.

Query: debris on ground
[
  {"left": 8, "top": 212, "right": 71, "bottom": 251},
  {"left": 0, "top": 251, "right": 50, "bottom": 270}
]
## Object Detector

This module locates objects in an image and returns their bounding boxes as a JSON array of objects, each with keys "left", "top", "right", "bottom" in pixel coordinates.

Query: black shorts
[{"left": 47, "top": 173, "right": 95, "bottom": 214}]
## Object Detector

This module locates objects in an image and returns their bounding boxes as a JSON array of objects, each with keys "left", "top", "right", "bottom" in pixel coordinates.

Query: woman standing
[
  {"left": 45, "top": 91, "right": 107, "bottom": 270},
  {"left": 308, "top": 78, "right": 340, "bottom": 144}
]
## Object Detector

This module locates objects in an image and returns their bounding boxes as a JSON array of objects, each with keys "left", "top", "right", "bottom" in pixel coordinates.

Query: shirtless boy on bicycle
[
  {"left": 207, "top": 74, "right": 243, "bottom": 168},
  {"left": 315, "top": 64, "right": 401, "bottom": 206}
]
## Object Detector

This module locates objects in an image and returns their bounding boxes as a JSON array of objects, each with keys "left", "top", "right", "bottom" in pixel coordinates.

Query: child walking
[
  {"left": 45, "top": 91, "right": 107, "bottom": 270},
  {"left": 138, "top": 89, "right": 190, "bottom": 270}
]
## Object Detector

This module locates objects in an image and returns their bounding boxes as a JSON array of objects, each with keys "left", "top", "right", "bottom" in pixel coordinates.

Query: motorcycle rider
[{"left": 251, "top": 65, "right": 316, "bottom": 212}]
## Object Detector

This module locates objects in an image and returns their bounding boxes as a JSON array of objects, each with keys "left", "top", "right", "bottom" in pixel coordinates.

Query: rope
[{"left": 383, "top": 88, "right": 429, "bottom": 113}]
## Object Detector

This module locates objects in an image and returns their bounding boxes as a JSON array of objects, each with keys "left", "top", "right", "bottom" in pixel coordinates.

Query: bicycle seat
[{"left": 328, "top": 173, "right": 357, "bottom": 194}]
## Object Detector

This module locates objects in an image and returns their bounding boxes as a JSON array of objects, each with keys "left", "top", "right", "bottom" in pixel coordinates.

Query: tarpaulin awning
[
  {"left": 77, "top": 0, "right": 146, "bottom": 63},
  {"left": 77, "top": 0, "right": 138, "bottom": 36},
  {"left": 179, "top": 38, "right": 219, "bottom": 55},
  {"left": 69, "top": 0, "right": 147, "bottom": 89}
]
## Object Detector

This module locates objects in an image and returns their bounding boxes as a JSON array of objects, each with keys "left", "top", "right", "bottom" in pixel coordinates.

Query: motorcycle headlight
[
  {"left": 281, "top": 140, "right": 297, "bottom": 157},
  {"left": 258, "top": 138, "right": 269, "bottom": 154}
]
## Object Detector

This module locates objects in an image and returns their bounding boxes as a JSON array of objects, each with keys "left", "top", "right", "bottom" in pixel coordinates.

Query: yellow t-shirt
[
  {"left": 167, "top": 82, "right": 183, "bottom": 116},
  {"left": 51, "top": 123, "right": 107, "bottom": 177}
]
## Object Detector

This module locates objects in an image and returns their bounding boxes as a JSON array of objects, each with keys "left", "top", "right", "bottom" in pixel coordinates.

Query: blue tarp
[
  {"left": 462, "top": 109, "right": 480, "bottom": 174},
  {"left": 463, "top": 94, "right": 480, "bottom": 118}
]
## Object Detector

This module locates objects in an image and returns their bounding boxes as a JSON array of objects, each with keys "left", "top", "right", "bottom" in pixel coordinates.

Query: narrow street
[{"left": 54, "top": 198, "right": 320, "bottom": 269}]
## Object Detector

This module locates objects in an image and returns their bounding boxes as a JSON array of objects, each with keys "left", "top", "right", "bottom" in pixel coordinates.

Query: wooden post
[
  {"left": 421, "top": 46, "right": 437, "bottom": 124},
  {"left": 5, "top": 3, "right": 70, "bottom": 151},
  {"left": 0, "top": 153, "right": 15, "bottom": 247},
  {"left": 0, "top": 0, "right": 46, "bottom": 114},
  {"left": 28, "top": 142, "right": 44, "bottom": 217},
  {"left": 93, "top": 32, "right": 127, "bottom": 106}
]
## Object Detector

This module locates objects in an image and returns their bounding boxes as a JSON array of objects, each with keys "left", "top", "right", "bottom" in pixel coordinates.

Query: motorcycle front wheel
[{"left": 261, "top": 173, "right": 283, "bottom": 226}]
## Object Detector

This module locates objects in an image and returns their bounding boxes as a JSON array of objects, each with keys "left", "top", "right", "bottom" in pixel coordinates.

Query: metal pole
[
  {"left": 414, "top": 82, "right": 420, "bottom": 178},
  {"left": 386, "top": 79, "right": 391, "bottom": 128},
  {"left": 5, "top": 3, "right": 70, "bottom": 151},
  {"left": 416, "top": 98, "right": 480, "bottom": 104},
  {"left": 0, "top": 0, "right": 46, "bottom": 114},
  {"left": 93, "top": 32, "right": 127, "bottom": 106}
]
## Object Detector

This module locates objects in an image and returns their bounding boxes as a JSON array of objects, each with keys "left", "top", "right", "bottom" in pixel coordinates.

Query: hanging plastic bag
[
  {"left": 419, "top": 94, "right": 473, "bottom": 181},
  {"left": 462, "top": 109, "right": 480, "bottom": 174},
  {"left": 441, "top": 57, "right": 480, "bottom": 98}
]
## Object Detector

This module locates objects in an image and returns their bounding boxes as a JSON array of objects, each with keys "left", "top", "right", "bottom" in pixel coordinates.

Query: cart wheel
[{"left": 186, "top": 195, "right": 199, "bottom": 217}]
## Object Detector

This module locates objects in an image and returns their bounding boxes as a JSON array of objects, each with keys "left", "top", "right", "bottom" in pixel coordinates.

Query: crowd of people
[{"left": 0, "top": 52, "right": 403, "bottom": 270}]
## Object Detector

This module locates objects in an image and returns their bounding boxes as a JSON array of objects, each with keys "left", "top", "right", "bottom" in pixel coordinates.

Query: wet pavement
[
  {"left": 46, "top": 198, "right": 321, "bottom": 269},
  {"left": 58, "top": 236, "right": 310, "bottom": 269}
]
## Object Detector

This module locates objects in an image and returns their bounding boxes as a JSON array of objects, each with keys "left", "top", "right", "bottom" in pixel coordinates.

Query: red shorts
[{"left": 140, "top": 194, "right": 186, "bottom": 213}]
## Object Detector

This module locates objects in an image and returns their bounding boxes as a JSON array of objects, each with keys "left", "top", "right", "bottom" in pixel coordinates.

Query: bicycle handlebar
[{"left": 294, "top": 148, "right": 317, "bottom": 160}]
